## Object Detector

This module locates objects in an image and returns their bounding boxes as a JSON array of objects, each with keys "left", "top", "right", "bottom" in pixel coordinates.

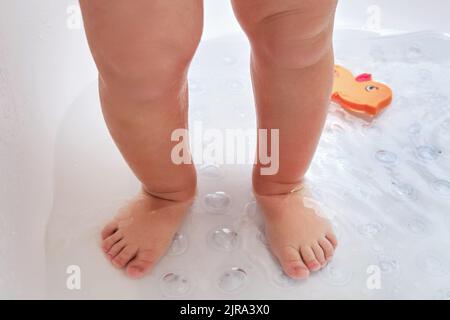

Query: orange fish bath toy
[{"left": 332, "top": 65, "right": 393, "bottom": 117}]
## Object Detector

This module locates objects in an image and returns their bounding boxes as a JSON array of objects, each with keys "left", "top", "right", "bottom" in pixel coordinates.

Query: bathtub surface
[{"left": 41, "top": 29, "right": 450, "bottom": 299}]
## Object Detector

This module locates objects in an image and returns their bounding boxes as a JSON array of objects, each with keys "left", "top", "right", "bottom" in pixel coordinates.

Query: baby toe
[
  {"left": 276, "top": 246, "right": 310, "bottom": 279},
  {"left": 126, "top": 250, "right": 157, "bottom": 279},
  {"left": 101, "top": 220, "right": 118, "bottom": 240},
  {"left": 319, "top": 238, "right": 335, "bottom": 261},
  {"left": 111, "top": 245, "right": 138, "bottom": 269},
  {"left": 326, "top": 232, "right": 338, "bottom": 249},
  {"left": 300, "top": 246, "right": 321, "bottom": 271},
  {"left": 102, "top": 231, "right": 123, "bottom": 253},
  {"left": 312, "top": 243, "right": 326, "bottom": 266},
  {"left": 107, "top": 239, "right": 126, "bottom": 259}
]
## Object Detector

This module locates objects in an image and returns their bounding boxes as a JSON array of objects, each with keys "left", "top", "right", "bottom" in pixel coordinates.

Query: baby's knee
[
  {"left": 96, "top": 33, "right": 201, "bottom": 103},
  {"left": 237, "top": 1, "right": 337, "bottom": 69}
]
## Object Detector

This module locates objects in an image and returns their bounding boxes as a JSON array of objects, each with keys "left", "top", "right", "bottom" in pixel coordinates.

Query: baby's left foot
[{"left": 256, "top": 189, "right": 337, "bottom": 280}]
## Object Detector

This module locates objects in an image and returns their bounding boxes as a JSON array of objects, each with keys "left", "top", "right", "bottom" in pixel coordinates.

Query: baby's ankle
[
  {"left": 143, "top": 186, "right": 196, "bottom": 202},
  {"left": 141, "top": 180, "right": 197, "bottom": 203},
  {"left": 252, "top": 173, "right": 304, "bottom": 197}
]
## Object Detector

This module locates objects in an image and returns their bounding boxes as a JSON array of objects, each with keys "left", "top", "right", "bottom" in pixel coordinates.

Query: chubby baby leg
[
  {"left": 80, "top": 0, "right": 203, "bottom": 278},
  {"left": 232, "top": 0, "right": 338, "bottom": 279}
]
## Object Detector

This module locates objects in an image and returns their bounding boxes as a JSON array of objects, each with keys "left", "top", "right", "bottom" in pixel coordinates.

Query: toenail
[
  {"left": 308, "top": 262, "right": 320, "bottom": 269},
  {"left": 112, "top": 260, "right": 122, "bottom": 267},
  {"left": 292, "top": 267, "right": 309, "bottom": 279},
  {"left": 128, "top": 267, "right": 143, "bottom": 277},
  {"left": 294, "top": 266, "right": 308, "bottom": 273}
]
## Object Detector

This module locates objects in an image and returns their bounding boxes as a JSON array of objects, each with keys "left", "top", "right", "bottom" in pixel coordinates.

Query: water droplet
[
  {"left": 326, "top": 123, "right": 345, "bottom": 135},
  {"left": 160, "top": 272, "right": 191, "bottom": 297},
  {"left": 432, "top": 180, "right": 450, "bottom": 196},
  {"left": 168, "top": 233, "right": 188, "bottom": 256},
  {"left": 391, "top": 181, "right": 417, "bottom": 199},
  {"left": 417, "top": 145, "right": 442, "bottom": 161},
  {"left": 208, "top": 226, "right": 240, "bottom": 251},
  {"left": 375, "top": 150, "right": 398, "bottom": 164},
  {"left": 404, "top": 215, "right": 433, "bottom": 237},
  {"left": 203, "top": 191, "right": 232, "bottom": 214},
  {"left": 218, "top": 267, "right": 248, "bottom": 293},
  {"left": 416, "top": 251, "right": 450, "bottom": 277}
]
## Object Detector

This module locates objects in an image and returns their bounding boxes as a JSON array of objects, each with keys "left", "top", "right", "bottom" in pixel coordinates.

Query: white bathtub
[{"left": 0, "top": 0, "right": 449, "bottom": 299}]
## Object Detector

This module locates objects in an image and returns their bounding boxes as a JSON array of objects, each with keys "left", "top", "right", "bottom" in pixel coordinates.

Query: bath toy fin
[{"left": 332, "top": 65, "right": 393, "bottom": 117}]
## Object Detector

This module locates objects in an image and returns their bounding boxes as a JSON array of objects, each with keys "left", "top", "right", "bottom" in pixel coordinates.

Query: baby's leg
[
  {"left": 232, "top": 0, "right": 338, "bottom": 279},
  {"left": 80, "top": 0, "right": 202, "bottom": 278}
]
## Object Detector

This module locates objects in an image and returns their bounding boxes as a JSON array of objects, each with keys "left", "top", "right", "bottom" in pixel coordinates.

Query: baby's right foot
[{"left": 101, "top": 189, "right": 193, "bottom": 278}]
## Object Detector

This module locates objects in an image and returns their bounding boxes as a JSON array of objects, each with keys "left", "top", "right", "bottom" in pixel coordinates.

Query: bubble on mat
[
  {"left": 357, "top": 222, "right": 385, "bottom": 239},
  {"left": 160, "top": 272, "right": 191, "bottom": 297},
  {"left": 391, "top": 181, "right": 417, "bottom": 200},
  {"left": 208, "top": 226, "right": 240, "bottom": 251},
  {"left": 203, "top": 191, "right": 232, "bottom": 214},
  {"left": 416, "top": 251, "right": 450, "bottom": 277},
  {"left": 326, "top": 123, "right": 345, "bottom": 135},
  {"left": 319, "top": 261, "right": 353, "bottom": 286},
  {"left": 416, "top": 145, "right": 442, "bottom": 161},
  {"left": 408, "top": 123, "right": 422, "bottom": 135},
  {"left": 431, "top": 179, "right": 450, "bottom": 196},
  {"left": 377, "top": 254, "right": 400, "bottom": 276},
  {"left": 273, "top": 271, "right": 302, "bottom": 289},
  {"left": 375, "top": 150, "right": 398, "bottom": 164},
  {"left": 404, "top": 215, "right": 434, "bottom": 237},
  {"left": 199, "top": 164, "right": 225, "bottom": 179},
  {"left": 168, "top": 233, "right": 188, "bottom": 256},
  {"left": 218, "top": 267, "right": 248, "bottom": 293}
]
